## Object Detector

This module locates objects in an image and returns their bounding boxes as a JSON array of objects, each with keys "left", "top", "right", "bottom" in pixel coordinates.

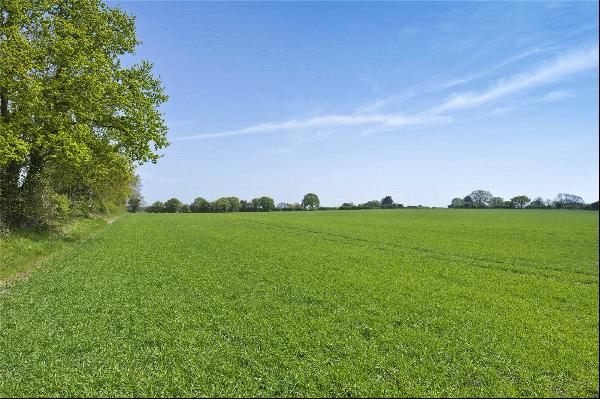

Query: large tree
[{"left": 0, "top": 0, "right": 168, "bottom": 227}]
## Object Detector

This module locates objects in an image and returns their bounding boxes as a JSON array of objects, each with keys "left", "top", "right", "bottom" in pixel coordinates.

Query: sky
[{"left": 113, "top": 1, "right": 599, "bottom": 207}]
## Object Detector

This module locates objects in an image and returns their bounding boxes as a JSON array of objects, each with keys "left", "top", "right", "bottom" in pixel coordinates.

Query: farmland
[{"left": 0, "top": 209, "right": 598, "bottom": 397}]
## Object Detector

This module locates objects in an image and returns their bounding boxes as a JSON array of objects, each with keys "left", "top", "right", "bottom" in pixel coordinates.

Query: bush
[
  {"left": 0, "top": 218, "right": 9, "bottom": 236},
  {"left": 20, "top": 180, "right": 71, "bottom": 231}
]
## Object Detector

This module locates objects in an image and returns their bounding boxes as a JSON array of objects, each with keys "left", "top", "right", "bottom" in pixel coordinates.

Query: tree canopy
[
  {"left": 510, "top": 195, "right": 531, "bottom": 209},
  {"left": 0, "top": 0, "right": 168, "bottom": 228},
  {"left": 301, "top": 193, "right": 320, "bottom": 210},
  {"left": 469, "top": 190, "right": 493, "bottom": 208}
]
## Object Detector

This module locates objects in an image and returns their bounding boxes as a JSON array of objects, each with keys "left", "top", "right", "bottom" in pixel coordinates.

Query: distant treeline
[
  {"left": 448, "top": 190, "right": 598, "bottom": 210},
  {"left": 135, "top": 191, "right": 598, "bottom": 214},
  {"left": 142, "top": 193, "right": 320, "bottom": 213},
  {"left": 140, "top": 194, "right": 406, "bottom": 213}
]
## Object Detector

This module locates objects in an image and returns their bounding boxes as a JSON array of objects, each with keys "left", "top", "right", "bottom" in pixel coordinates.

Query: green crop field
[{"left": 0, "top": 210, "right": 598, "bottom": 397}]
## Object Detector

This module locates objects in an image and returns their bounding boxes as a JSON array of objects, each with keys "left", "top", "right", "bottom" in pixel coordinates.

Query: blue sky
[{"left": 114, "top": 1, "right": 599, "bottom": 207}]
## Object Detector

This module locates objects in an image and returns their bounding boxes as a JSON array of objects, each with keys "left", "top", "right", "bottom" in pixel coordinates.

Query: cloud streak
[
  {"left": 436, "top": 46, "right": 598, "bottom": 112},
  {"left": 175, "top": 46, "right": 598, "bottom": 141},
  {"left": 174, "top": 113, "right": 451, "bottom": 141},
  {"left": 441, "top": 48, "right": 543, "bottom": 89}
]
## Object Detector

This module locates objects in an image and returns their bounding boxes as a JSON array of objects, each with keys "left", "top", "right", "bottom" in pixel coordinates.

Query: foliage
[
  {"left": 488, "top": 197, "right": 505, "bottom": 208},
  {"left": 126, "top": 175, "right": 143, "bottom": 213},
  {"left": 249, "top": 196, "right": 276, "bottom": 212},
  {"left": 164, "top": 198, "right": 183, "bottom": 213},
  {"left": 146, "top": 201, "right": 166, "bottom": 213},
  {"left": 511, "top": 195, "right": 531, "bottom": 209},
  {"left": 554, "top": 193, "right": 585, "bottom": 209},
  {"left": 277, "top": 202, "right": 303, "bottom": 211},
  {"left": 463, "top": 195, "right": 474, "bottom": 208},
  {"left": 0, "top": 0, "right": 168, "bottom": 229},
  {"left": 449, "top": 198, "right": 464, "bottom": 208},
  {"left": 301, "top": 193, "right": 320, "bottom": 210},
  {"left": 189, "top": 197, "right": 211, "bottom": 213},
  {"left": 528, "top": 197, "right": 546, "bottom": 208},
  {"left": 469, "top": 190, "right": 493, "bottom": 208},
  {"left": 450, "top": 190, "right": 596, "bottom": 211},
  {"left": 362, "top": 200, "right": 381, "bottom": 209},
  {"left": 210, "top": 197, "right": 241, "bottom": 213},
  {"left": 380, "top": 195, "right": 394, "bottom": 208}
]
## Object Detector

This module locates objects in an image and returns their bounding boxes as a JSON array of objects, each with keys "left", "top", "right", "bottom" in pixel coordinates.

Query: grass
[
  {"left": 0, "top": 218, "right": 109, "bottom": 284},
  {"left": 0, "top": 209, "right": 598, "bottom": 397}
]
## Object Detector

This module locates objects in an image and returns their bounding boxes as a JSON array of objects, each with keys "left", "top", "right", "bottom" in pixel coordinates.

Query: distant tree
[
  {"left": 463, "top": 195, "right": 474, "bottom": 208},
  {"left": 278, "top": 202, "right": 302, "bottom": 211},
  {"left": 469, "top": 190, "right": 493, "bottom": 208},
  {"left": 544, "top": 199, "right": 554, "bottom": 208},
  {"left": 449, "top": 198, "right": 464, "bottom": 208},
  {"left": 503, "top": 200, "right": 514, "bottom": 208},
  {"left": 261, "top": 197, "right": 276, "bottom": 211},
  {"left": 190, "top": 197, "right": 211, "bottom": 213},
  {"left": 225, "top": 197, "right": 241, "bottom": 212},
  {"left": 179, "top": 204, "right": 190, "bottom": 213},
  {"left": 126, "top": 175, "right": 144, "bottom": 213},
  {"left": 146, "top": 201, "right": 165, "bottom": 213},
  {"left": 249, "top": 198, "right": 260, "bottom": 211},
  {"left": 301, "top": 193, "right": 320, "bottom": 210},
  {"left": 362, "top": 200, "right": 381, "bottom": 209},
  {"left": 207, "top": 197, "right": 240, "bottom": 212},
  {"left": 251, "top": 196, "right": 275, "bottom": 212},
  {"left": 276, "top": 202, "right": 291, "bottom": 211},
  {"left": 211, "top": 197, "right": 228, "bottom": 212},
  {"left": 554, "top": 193, "right": 584, "bottom": 209},
  {"left": 528, "top": 197, "right": 546, "bottom": 208},
  {"left": 381, "top": 196, "right": 394, "bottom": 208},
  {"left": 488, "top": 197, "right": 505, "bottom": 208},
  {"left": 510, "top": 195, "right": 530, "bottom": 209},
  {"left": 164, "top": 198, "right": 183, "bottom": 213},
  {"left": 589, "top": 201, "right": 599, "bottom": 210},
  {"left": 240, "top": 200, "right": 252, "bottom": 212}
]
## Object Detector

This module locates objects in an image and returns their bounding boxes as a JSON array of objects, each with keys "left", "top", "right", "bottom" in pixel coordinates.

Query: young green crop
[{"left": 0, "top": 210, "right": 598, "bottom": 397}]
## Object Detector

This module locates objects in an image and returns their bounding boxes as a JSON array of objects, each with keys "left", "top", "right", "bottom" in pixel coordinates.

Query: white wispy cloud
[
  {"left": 174, "top": 113, "right": 451, "bottom": 141},
  {"left": 175, "top": 45, "right": 598, "bottom": 142},
  {"left": 436, "top": 46, "right": 598, "bottom": 112},
  {"left": 355, "top": 47, "right": 544, "bottom": 114},
  {"left": 441, "top": 47, "right": 543, "bottom": 89}
]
